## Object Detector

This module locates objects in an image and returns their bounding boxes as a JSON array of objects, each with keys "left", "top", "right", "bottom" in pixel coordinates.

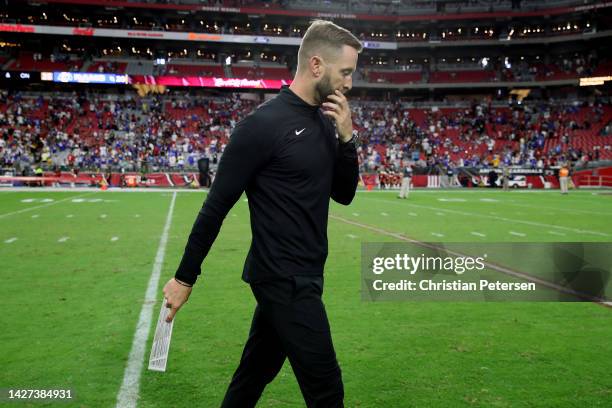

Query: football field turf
[{"left": 1, "top": 188, "right": 611, "bottom": 407}]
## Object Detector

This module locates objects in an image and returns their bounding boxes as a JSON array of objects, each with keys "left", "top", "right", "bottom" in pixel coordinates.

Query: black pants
[{"left": 221, "top": 276, "right": 344, "bottom": 408}]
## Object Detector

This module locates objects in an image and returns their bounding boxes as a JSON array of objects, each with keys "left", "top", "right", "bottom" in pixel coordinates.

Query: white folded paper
[{"left": 148, "top": 298, "right": 175, "bottom": 372}]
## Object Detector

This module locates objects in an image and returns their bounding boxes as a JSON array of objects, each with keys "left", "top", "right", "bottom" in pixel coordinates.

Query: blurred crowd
[
  {"left": 353, "top": 99, "right": 610, "bottom": 175},
  {"left": 1, "top": 90, "right": 610, "bottom": 177},
  {"left": 0, "top": 91, "right": 256, "bottom": 175}
]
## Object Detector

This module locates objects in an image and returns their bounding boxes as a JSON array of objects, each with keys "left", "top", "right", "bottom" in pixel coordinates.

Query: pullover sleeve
[
  {"left": 330, "top": 138, "right": 359, "bottom": 206},
  {"left": 175, "top": 115, "right": 273, "bottom": 285}
]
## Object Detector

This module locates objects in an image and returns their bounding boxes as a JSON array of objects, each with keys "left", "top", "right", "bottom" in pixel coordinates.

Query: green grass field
[{"left": 1, "top": 188, "right": 611, "bottom": 407}]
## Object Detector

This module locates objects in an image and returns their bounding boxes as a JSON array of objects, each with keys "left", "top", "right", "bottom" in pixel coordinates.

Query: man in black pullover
[{"left": 163, "top": 20, "right": 362, "bottom": 407}]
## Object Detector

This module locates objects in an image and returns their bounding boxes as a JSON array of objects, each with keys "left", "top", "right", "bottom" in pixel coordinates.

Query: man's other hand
[{"left": 162, "top": 278, "right": 192, "bottom": 322}]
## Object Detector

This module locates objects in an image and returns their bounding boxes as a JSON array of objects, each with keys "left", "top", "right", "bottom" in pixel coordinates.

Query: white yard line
[
  {"left": 431, "top": 232, "right": 445, "bottom": 237},
  {"left": 116, "top": 191, "right": 177, "bottom": 408},
  {"left": 329, "top": 214, "right": 612, "bottom": 309},
  {"left": 31, "top": 214, "right": 39, "bottom": 218},
  {"left": 491, "top": 200, "right": 612, "bottom": 217},
  {"left": 4, "top": 237, "right": 17, "bottom": 244},
  {"left": 548, "top": 231, "right": 567, "bottom": 236},
  {"left": 58, "top": 237, "right": 70, "bottom": 243},
  {"left": 380, "top": 212, "right": 389, "bottom": 216},
  {"left": 0, "top": 192, "right": 95, "bottom": 219},
  {"left": 111, "top": 237, "right": 120, "bottom": 242},
  {"left": 346, "top": 234, "right": 358, "bottom": 239},
  {"left": 471, "top": 232, "right": 487, "bottom": 237},
  {"left": 509, "top": 231, "right": 527, "bottom": 237},
  {"left": 362, "top": 197, "right": 610, "bottom": 237}
]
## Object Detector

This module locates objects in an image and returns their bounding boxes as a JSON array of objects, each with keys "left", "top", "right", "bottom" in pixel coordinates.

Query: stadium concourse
[{"left": 1, "top": 90, "right": 611, "bottom": 189}]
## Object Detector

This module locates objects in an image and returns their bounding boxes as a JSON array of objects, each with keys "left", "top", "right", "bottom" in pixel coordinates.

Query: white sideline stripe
[
  {"left": 548, "top": 231, "right": 566, "bottom": 236},
  {"left": 435, "top": 212, "right": 445, "bottom": 216},
  {"left": 363, "top": 197, "right": 611, "bottom": 237},
  {"left": 116, "top": 191, "right": 177, "bottom": 408},
  {"left": 346, "top": 234, "right": 358, "bottom": 239},
  {"left": 4, "top": 237, "right": 17, "bottom": 243},
  {"left": 509, "top": 231, "right": 527, "bottom": 237},
  {"left": 111, "top": 236, "right": 120, "bottom": 242},
  {"left": 100, "top": 214, "right": 108, "bottom": 218},
  {"left": 380, "top": 212, "right": 389, "bottom": 216},
  {"left": 31, "top": 214, "right": 39, "bottom": 218},
  {"left": 58, "top": 237, "right": 69, "bottom": 243},
  {"left": 66, "top": 214, "right": 74, "bottom": 218},
  {"left": 0, "top": 192, "right": 94, "bottom": 219},
  {"left": 431, "top": 232, "right": 445, "bottom": 237},
  {"left": 408, "top": 212, "right": 417, "bottom": 216},
  {"left": 471, "top": 232, "right": 486, "bottom": 237}
]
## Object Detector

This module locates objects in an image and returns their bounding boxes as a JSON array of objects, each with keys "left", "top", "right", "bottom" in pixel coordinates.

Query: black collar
[{"left": 278, "top": 85, "right": 320, "bottom": 114}]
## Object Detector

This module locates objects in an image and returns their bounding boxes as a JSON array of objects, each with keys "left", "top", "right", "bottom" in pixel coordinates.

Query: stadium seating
[
  {"left": 166, "top": 64, "right": 225, "bottom": 77},
  {"left": 1, "top": 92, "right": 611, "bottom": 177},
  {"left": 86, "top": 61, "right": 128, "bottom": 73},
  {"left": 231, "top": 66, "right": 292, "bottom": 80},
  {"left": 7, "top": 52, "right": 81, "bottom": 72}
]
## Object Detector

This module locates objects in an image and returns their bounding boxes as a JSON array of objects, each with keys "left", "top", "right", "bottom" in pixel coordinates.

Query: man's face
[{"left": 314, "top": 45, "right": 358, "bottom": 105}]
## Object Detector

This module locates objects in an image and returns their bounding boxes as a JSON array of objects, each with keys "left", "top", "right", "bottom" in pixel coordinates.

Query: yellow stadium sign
[{"left": 580, "top": 76, "right": 612, "bottom": 86}]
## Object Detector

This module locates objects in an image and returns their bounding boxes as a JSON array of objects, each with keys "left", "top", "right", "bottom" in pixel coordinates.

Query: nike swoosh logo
[{"left": 295, "top": 128, "right": 306, "bottom": 135}]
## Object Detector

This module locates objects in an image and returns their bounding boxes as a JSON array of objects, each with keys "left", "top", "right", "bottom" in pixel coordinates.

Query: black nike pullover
[{"left": 175, "top": 86, "right": 359, "bottom": 285}]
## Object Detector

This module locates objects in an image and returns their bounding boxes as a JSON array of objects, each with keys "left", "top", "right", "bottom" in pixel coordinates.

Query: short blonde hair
[{"left": 297, "top": 20, "right": 362, "bottom": 69}]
